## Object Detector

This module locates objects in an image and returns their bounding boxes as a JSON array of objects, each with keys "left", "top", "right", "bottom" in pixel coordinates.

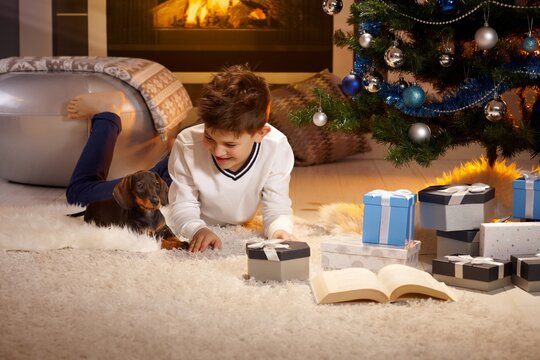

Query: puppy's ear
[
  {"left": 156, "top": 173, "right": 169, "bottom": 206},
  {"left": 113, "top": 176, "right": 134, "bottom": 209}
]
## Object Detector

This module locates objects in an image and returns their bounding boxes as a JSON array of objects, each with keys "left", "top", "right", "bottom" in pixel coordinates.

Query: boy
[{"left": 66, "top": 64, "right": 295, "bottom": 252}]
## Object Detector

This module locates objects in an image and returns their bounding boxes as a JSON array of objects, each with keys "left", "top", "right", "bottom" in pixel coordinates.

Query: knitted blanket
[{"left": 0, "top": 56, "right": 193, "bottom": 139}]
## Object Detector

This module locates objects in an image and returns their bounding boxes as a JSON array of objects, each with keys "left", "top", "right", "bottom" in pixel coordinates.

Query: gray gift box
[
  {"left": 246, "top": 240, "right": 310, "bottom": 282},
  {"left": 436, "top": 229, "right": 480, "bottom": 258},
  {"left": 511, "top": 254, "right": 540, "bottom": 292},
  {"left": 419, "top": 184, "right": 495, "bottom": 231}
]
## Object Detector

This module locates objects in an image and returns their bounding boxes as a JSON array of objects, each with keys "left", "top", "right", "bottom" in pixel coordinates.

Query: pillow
[{"left": 269, "top": 69, "right": 370, "bottom": 166}]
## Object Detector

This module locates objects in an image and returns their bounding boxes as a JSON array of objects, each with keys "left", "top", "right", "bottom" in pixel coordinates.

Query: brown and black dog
[{"left": 70, "top": 170, "right": 188, "bottom": 250}]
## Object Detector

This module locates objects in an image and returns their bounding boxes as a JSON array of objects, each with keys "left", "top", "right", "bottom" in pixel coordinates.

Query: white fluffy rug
[{"left": 1, "top": 204, "right": 539, "bottom": 359}]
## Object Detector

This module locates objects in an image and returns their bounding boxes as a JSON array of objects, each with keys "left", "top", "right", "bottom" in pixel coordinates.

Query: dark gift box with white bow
[
  {"left": 418, "top": 184, "right": 495, "bottom": 232},
  {"left": 432, "top": 255, "right": 512, "bottom": 292},
  {"left": 246, "top": 240, "right": 310, "bottom": 282},
  {"left": 511, "top": 254, "right": 540, "bottom": 292},
  {"left": 512, "top": 171, "right": 540, "bottom": 220}
]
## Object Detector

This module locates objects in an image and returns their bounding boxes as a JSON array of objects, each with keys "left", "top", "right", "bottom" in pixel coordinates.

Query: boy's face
[{"left": 203, "top": 126, "right": 270, "bottom": 172}]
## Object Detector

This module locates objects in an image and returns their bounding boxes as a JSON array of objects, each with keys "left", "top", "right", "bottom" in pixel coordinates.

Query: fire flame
[{"left": 186, "top": 0, "right": 240, "bottom": 26}]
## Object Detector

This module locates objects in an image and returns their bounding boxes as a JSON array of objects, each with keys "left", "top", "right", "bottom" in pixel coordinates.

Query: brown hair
[{"left": 198, "top": 64, "right": 271, "bottom": 135}]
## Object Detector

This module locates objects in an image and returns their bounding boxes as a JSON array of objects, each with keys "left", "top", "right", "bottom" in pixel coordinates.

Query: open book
[{"left": 310, "top": 264, "right": 457, "bottom": 304}]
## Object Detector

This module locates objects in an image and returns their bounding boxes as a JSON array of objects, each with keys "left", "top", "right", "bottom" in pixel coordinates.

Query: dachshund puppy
[{"left": 72, "top": 170, "right": 187, "bottom": 250}]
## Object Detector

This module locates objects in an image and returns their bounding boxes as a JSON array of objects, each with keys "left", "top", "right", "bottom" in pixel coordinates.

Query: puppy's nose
[{"left": 150, "top": 196, "right": 160, "bottom": 206}]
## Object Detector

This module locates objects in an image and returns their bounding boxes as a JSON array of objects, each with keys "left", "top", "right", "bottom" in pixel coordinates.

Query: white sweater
[{"left": 167, "top": 123, "right": 294, "bottom": 240}]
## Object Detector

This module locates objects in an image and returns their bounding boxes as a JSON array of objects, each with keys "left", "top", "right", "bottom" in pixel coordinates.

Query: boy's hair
[{"left": 198, "top": 64, "right": 271, "bottom": 135}]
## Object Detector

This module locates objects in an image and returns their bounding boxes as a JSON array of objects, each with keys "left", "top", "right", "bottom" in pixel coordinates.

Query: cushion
[{"left": 269, "top": 69, "right": 370, "bottom": 166}]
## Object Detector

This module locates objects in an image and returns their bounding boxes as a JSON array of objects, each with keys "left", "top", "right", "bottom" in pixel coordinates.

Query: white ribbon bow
[
  {"left": 445, "top": 254, "right": 504, "bottom": 279},
  {"left": 522, "top": 171, "right": 539, "bottom": 218},
  {"left": 366, "top": 189, "right": 415, "bottom": 245},
  {"left": 516, "top": 253, "right": 540, "bottom": 278},
  {"left": 438, "top": 183, "right": 490, "bottom": 205},
  {"left": 248, "top": 239, "right": 290, "bottom": 262}
]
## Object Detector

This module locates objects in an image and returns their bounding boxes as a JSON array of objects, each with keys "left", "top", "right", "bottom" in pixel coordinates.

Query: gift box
[
  {"left": 436, "top": 229, "right": 479, "bottom": 258},
  {"left": 512, "top": 172, "right": 540, "bottom": 220},
  {"left": 480, "top": 222, "right": 540, "bottom": 260},
  {"left": 511, "top": 254, "right": 540, "bottom": 292},
  {"left": 362, "top": 189, "right": 416, "bottom": 246},
  {"left": 320, "top": 235, "right": 420, "bottom": 273},
  {"left": 418, "top": 184, "right": 495, "bottom": 231},
  {"left": 246, "top": 240, "right": 310, "bottom": 282},
  {"left": 432, "top": 255, "right": 512, "bottom": 291}
]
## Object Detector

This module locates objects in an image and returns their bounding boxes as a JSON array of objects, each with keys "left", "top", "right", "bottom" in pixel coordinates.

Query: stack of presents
[{"left": 243, "top": 172, "right": 539, "bottom": 293}]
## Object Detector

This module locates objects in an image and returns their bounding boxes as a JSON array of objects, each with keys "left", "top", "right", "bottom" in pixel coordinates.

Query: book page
[
  {"left": 377, "top": 264, "right": 457, "bottom": 302},
  {"left": 310, "top": 268, "right": 389, "bottom": 304}
]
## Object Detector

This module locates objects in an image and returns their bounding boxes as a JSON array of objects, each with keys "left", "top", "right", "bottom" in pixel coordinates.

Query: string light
[{"left": 377, "top": 0, "right": 540, "bottom": 26}]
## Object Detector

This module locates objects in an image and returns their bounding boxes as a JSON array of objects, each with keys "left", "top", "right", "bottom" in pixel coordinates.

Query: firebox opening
[{"left": 107, "top": 0, "right": 333, "bottom": 72}]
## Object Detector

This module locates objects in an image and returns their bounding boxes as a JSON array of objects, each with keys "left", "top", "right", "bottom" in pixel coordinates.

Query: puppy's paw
[{"left": 161, "top": 238, "right": 189, "bottom": 251}]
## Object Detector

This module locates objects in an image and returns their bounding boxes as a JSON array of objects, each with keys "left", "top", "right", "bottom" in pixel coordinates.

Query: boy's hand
[
  {"left": 271, "top": 230, "right": 296, "bottom": 241},
  {"left": 189, "top": 228, "right": 222, "bottom": 252}
]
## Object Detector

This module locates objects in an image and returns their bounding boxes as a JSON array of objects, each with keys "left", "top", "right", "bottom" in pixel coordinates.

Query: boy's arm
[
  {"left": 167, "top": 139, "right": 208, "bottom": 240},
  {"left": 261, "top": 138, "right": 295, "bottom": 239}
]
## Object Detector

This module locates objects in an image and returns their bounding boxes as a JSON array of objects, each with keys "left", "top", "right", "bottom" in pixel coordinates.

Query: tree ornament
[
  {"left": 475, "top": 22, "right": 498, "bottom": 50},
  {"left": 402, "top": 84, "right": 426, "bottom": 108},
  {"left": 408, "top": 123, "right": 431, "bottom": 143},
  {"left": 385, "top": 94, "right": 400, "bottom": 105},
  {"left": 484, "top": 97, "right": 507, "bottom": 122},
  {"left": 341, "top": 72, "right": 362, "bottom": 97},
  {"left": 384, "top": 42, "right": 404, "bottom": 68},
  {"left": 322, "top": 0, "right": 343, "bottom": 15},
  {"left": 533, "top": 99, "right": 540, "bottom": 118},
  {"left": 362, "top": 72, "right": 383, "bottom": 93},
  {"left": 437, "top": 0, "right": 457, "bottom": 14},
  {"left": 312, "top": 110, "right": 328, "bottom": 126},
  {"left": 358, "top": 32, "right": 374, "bottom": 49},
  {"left": 439, "top": 53, "right": 454, "bottom": 67},
  {"left": 396, "top": 76, "right": 409, "bottom": 90},
  {"left": 522, "top": 35, "right": 539, "bottom": 53}
]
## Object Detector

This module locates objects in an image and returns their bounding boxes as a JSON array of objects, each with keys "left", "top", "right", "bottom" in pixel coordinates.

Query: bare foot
[{"left": 67, "top": 91, "right": 126, "bottom": 119}]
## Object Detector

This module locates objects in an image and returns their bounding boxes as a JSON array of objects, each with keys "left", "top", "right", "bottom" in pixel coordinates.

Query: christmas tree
[{"left": 291, "top": 0, "right": 540, "bottom": 166}]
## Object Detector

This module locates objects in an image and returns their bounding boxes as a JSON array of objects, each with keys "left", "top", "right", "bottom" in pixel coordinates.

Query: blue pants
[{"left": 66, "top": 112, "right": 171, "bottom": 206}]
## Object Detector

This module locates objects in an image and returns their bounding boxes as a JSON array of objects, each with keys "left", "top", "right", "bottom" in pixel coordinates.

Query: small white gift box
[
  {"left": 320, "top": 235, "right": 420, "bottom": 273},
  {"left": 418, "top": 183, "right": 495, "bottom": 231}
]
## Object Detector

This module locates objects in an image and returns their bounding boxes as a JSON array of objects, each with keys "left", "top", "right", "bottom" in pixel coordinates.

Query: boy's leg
[
  {"left": 149, "top": 154, "right": 172, "bottom": 186},
  {"left": 65, "top": 92, "right": 125, "bottom": 205}
]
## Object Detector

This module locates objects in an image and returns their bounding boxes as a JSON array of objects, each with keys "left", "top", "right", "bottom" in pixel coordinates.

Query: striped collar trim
[{"left": 212, "top": 142, "right": 260, "bottom": 181}]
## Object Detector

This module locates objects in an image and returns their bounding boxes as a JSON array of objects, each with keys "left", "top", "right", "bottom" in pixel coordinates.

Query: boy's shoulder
[
  {"left": 263, "top": 124, "right": 288, "bottom": 144},
  {"left": 176, "top": 123, "right": 205, "bottom": 145}
]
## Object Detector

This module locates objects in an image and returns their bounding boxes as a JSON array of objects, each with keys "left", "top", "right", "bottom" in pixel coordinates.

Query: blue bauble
[
  {"left": 402, "top": 85, "right": 426, "bottom": 108},
  {"left": 341, "top": 73, "right": 362, "bottom": 97},
  {"left": 522, "top": 36, "right": 539, "bottom": 53},
  {"left": 437, "top": 0, "right": 457, "bottom": 14},
  {"left": 532, "top": 99, "right": 540, "bottom": 118}
]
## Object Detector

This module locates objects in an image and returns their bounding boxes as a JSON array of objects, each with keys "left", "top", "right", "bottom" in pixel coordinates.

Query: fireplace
[{"left": 106, "top": 0, "right": 333, "bottom": 72}]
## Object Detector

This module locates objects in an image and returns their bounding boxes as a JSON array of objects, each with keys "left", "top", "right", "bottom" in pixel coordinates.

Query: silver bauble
[
  {"left": 396, "top": 76, "right": 409, "bottom": 90},
  {"left": 322, "top": 0, "right": 343, "bottom": 15},
  {"left": 359, "top": 32, "right": 373, "bottom": 48},
  {"left": 484, "top": 98, "right": 507, "bottom": 122},
  {"left": 384, "top": 46, "right": 405, "bottom": 68},
  {"left": 312, "top": 110, "right": 328, "bottom": 126},
  {"left": 362, "top": 72, "right": 383, "bottom": 93},
  {"left": 475, "top": 25, "right": 499, "bottom": 50},
  {"left": 408, "top": 122, "right": 431, "bottom": 143},
  {"left": 439, "top": 53, "right": 454, "bottom": 67}
]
